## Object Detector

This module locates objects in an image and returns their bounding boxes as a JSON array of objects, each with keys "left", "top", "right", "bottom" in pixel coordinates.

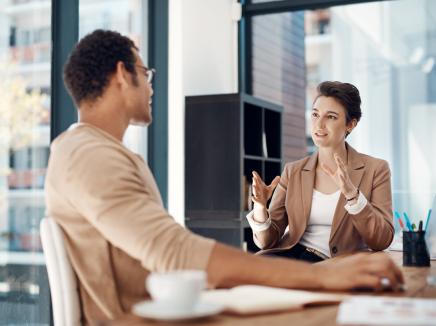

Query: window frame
[{"left": 238, "top": 0, "right": 392, "bottom": 94}]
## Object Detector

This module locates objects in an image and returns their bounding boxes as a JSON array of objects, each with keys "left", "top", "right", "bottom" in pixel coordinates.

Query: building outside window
[{"left": 0, "top": 0, "right": 148, "bottom": 323}]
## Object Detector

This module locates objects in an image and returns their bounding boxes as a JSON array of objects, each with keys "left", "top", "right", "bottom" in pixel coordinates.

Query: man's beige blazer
[{"left": 254, "top": 144, "right": 394, "bottom": 256}]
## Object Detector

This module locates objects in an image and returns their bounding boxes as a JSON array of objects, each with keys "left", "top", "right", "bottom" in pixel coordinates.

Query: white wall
[{"left": 168, "top": 0, "right": 239, "bottom": 224}]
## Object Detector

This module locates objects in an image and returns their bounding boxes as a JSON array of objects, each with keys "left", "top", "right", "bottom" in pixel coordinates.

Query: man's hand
[
  {"left": 315, "top": 252, "right": 404, "bottom": 291},
  {"left": 251, "top": 171, "right": 280, "bottom": 208}
]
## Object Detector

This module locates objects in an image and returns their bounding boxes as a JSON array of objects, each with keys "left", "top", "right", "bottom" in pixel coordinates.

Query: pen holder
[{"left": 402, "top": 231, "right": 430, "bottom": 267}]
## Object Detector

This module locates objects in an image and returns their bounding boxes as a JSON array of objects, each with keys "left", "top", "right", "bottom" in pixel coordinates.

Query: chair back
[{"left": 40, "top": 217, "right": 81, "bottom": 326}]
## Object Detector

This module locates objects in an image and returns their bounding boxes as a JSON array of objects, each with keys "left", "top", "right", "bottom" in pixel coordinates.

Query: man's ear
[{"left": 114, "top": 61, "right": 130, "bottom": 90}]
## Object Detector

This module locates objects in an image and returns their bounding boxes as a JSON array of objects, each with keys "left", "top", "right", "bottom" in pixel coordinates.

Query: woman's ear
[{"left": 346, "top": 119, "right": 358, "bottom": 134}]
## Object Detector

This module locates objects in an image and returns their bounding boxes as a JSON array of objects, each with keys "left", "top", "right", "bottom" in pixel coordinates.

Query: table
[{"left": 103, "top": 253, "right": 436, "bottom": 326}]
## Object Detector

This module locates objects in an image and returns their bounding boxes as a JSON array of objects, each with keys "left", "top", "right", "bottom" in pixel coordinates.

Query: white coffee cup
[{"left": 146, "top": 270, "right": 206, "bottom": 312}]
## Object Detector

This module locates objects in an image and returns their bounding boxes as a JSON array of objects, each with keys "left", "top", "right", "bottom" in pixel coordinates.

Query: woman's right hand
[{"left": 251, "top": 171, "right": 280, "bottom": 208}]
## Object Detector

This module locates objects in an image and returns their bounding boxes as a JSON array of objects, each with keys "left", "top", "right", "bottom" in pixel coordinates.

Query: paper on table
[
  {"left": 201, "top": 285, "right": 346, "bottom": 315},
  {"left": 337, "top": 296, "right": 436, "bottom": 326}
]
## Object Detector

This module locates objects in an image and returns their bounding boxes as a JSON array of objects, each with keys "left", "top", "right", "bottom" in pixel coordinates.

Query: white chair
[{"left": 40, "top": 217, "right": 81, "bottom": 326}]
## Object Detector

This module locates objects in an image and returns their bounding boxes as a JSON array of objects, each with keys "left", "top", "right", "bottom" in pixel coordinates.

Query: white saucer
[{"left": 132, "top": 300, "right": 224, "bottom": 322}]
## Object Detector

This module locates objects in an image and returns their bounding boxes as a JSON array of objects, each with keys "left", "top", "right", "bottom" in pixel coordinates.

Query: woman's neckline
[{"left": 313, "top": 189, "right": 341, "bottom": 196}]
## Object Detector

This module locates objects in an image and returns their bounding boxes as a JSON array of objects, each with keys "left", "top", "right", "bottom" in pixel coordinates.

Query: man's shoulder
[{"left": 51, "top": 124, "right": 125, "bottom": 162}]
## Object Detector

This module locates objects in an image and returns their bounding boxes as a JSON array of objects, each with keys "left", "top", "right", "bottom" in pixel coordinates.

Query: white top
[{"left": 299, "top": 190, "right": 341, "bottom": 258}]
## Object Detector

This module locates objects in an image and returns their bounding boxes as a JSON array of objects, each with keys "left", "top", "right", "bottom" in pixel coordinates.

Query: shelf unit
[{"left": 185, "top": 93, "right": 282, "bottom": 252}]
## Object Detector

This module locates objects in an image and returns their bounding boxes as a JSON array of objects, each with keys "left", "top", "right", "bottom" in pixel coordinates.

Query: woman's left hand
[{"left": 321, "top": 153, "right": 358, "bottom": 200}]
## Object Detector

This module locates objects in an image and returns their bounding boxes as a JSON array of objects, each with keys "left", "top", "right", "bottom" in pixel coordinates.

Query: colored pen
[
  {"left": 419, "top": 220, "right": 423, "bottom": 232},
  {"left": 396, "top": 214, "right": 405, "bottom": 231},
  {"left": 395, "top": 211, "right": 410, "bottom": 231},
  {"left": 424, "top": 209, "right": 432, "bottom": 231},
  {"left": 403, "top": 212, "right": 413, "bottom": 231},
  {"left": 411, "top": 223, "right": 416, "bottom": 231}
]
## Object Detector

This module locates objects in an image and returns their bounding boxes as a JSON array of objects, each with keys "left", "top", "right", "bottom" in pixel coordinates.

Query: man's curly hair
[{"left": 63, "top": 29, "right": 139, "bottom": 106}]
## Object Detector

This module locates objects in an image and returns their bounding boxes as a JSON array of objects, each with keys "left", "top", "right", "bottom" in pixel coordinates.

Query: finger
[
  {"left": 269, "top": 176, "right": 281, "bottom": 189},
  {"left": 321, "top": 163, "right": 335, "bottom": 177},
  {"left": 252, "top": 171, "right": 264, "bottom": 186},
  {"left": 352, "top": 274, "right": 383, "bottom": 292},
  {"left": 365, "top": 258, "right": 399, "bottom": 291},
  {"left": 334, "top": 154, "right": 348, "bottom": 172},
  {"left": 335, "top": 158, "right": 347, "bottom": 174},
  {"left": 334, "top": 153, "right": 344, "bottom": 166},
  {"left": 252, "top": 171, "right": 262, "bottom": 181},
  {"left": 392, "top": 262, "right": 405, "bottom": 285},
  {"left": 383, "top": 256, "right": 405, "bottom": 287},
  {"left": 378, "top": 272, "right": 398, "bottom": 291}
]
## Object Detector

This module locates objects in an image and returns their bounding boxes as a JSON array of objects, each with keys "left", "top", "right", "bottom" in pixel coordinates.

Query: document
[
  {"left": 337, "top": 296, "right": 436, "bottom": 326},
  {"left": 201, "top": 285, "right": 346, "bottom": 315}
]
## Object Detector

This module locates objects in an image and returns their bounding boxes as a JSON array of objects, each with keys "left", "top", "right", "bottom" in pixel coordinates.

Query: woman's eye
[
  {"left": 328, "top": 115, "right": 337, "bottom": 120},
  {"left": 312, "top": 112, "right": 318, "bottom": 118}
]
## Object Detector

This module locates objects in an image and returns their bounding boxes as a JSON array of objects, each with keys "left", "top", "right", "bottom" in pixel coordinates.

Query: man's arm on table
[
  {"left": 207, "top": 243, "right": 404, "bottom": 291},
  {"left": 66, "top": 145, "right": 403, "bottom": 291}
]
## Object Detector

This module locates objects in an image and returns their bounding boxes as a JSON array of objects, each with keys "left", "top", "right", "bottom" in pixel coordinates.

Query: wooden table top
[{"left": 103, "top": 252, "right": 436, "bottom": 326}]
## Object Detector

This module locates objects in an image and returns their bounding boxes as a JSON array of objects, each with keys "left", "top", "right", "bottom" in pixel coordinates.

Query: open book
[{"left": 200, "top": 285, "right": 347, "bottom": 315}]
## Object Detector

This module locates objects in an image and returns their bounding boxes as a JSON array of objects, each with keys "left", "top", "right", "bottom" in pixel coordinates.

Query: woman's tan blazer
[{"left": 254, "top": 143, "right": 394, "bottom": 257}]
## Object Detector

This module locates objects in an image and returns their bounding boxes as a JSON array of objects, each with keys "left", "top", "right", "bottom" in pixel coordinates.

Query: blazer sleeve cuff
[
  {"left": 246, "top": 211, "right": 271, "bottom": 232},
  {"left": 344, "top": 191, "right": 368, "bottom": 215}
]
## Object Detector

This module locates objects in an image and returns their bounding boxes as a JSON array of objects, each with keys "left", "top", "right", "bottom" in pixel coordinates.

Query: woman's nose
[{"left": 316, "top": 117, "right": 325, "bottom": 129}]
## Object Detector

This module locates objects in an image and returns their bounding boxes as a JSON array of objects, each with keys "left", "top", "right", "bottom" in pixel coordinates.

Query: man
[{"left": 45, "top": 30, "right": 403, "bottom": 324}]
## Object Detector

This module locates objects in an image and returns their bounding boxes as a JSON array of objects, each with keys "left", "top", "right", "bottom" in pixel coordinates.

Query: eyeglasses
[{"left": 136, "top": 65, "right": 156, "bottom": 83}]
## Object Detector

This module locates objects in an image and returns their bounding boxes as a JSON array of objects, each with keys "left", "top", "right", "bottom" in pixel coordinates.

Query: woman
[{"left": 247, "top": 81, "right": 394, "bottom": 262}]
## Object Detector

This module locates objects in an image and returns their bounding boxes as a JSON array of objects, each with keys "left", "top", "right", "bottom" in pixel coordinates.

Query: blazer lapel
[
  {"left": 301, "top": 152, "right": 317, "bottom": 226},
  {"left": 330, "top": 143, "right": 365, "bottom": 242}
]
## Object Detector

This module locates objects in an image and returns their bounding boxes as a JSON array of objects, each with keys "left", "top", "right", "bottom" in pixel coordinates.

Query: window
[
  {"left": 79, "top": 0, "right": 149, "bottom": 158},
  {"left": 246, "top": 0, "right": 436, "bottom": 228},
  {"left": 0, "top": 0, "right": 51, "bottom": 323}
]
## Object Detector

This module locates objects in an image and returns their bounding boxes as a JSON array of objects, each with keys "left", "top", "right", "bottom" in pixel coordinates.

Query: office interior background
[{"left": 0, "top": 0, "right": 435, "bottom": 324}]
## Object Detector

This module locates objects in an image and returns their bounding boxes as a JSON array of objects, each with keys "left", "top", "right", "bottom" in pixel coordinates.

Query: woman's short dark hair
[
  {"left": 63, "top": 29, "right": 138, "bottom": 105},
  {"left": 316, "top": 81, "right": 362, "bottom": 124}
]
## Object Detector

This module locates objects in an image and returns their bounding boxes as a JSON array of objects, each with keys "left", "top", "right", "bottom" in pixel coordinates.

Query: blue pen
[
  {"left": 403, "top": 212, "right": 413, "bottom": 231},
  {"left": 424, "top": 209, "right": 432, "bottom": 231}
]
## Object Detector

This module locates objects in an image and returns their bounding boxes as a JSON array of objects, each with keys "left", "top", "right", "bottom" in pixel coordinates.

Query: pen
[
  {"left": 419, "top": 220, "right": 423, "bottom": 232},
  {"left": 394, "top": 211, "right": 405, "bottom": 231},
  {"left": 411, "top": 223, "right": 416, "bottom": 231},
  {"left": 424, "top": 209, "right": 432, "bottom": 231},
  {"left": 395, "top": 211, "right": 410, "bottom": 231},
  {"left": 403, "top": 212, "right": 413, "bottom": 231}
]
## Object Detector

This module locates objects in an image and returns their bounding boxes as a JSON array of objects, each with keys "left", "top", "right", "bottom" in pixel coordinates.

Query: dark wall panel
[{"left": 251, "top": 11, "right": 307, "bottom": 162}]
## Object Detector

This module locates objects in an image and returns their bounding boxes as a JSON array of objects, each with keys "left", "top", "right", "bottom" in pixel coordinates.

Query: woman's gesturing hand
[
  {"left": 321, "top": 153, "right": 358, "bottom": 200},
  {"left": 251, "top": 171, "right": 280, "bottom": 208}
]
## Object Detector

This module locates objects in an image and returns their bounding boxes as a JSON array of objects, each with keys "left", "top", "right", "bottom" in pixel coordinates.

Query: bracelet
[{"left": 346, "top": 189, "right": 359, "bottom": 202}]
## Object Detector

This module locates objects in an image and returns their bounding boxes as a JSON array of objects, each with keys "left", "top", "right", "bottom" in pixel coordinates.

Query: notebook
[{"left": 200, "top": 285, "right": 347, "bottom": 315}]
